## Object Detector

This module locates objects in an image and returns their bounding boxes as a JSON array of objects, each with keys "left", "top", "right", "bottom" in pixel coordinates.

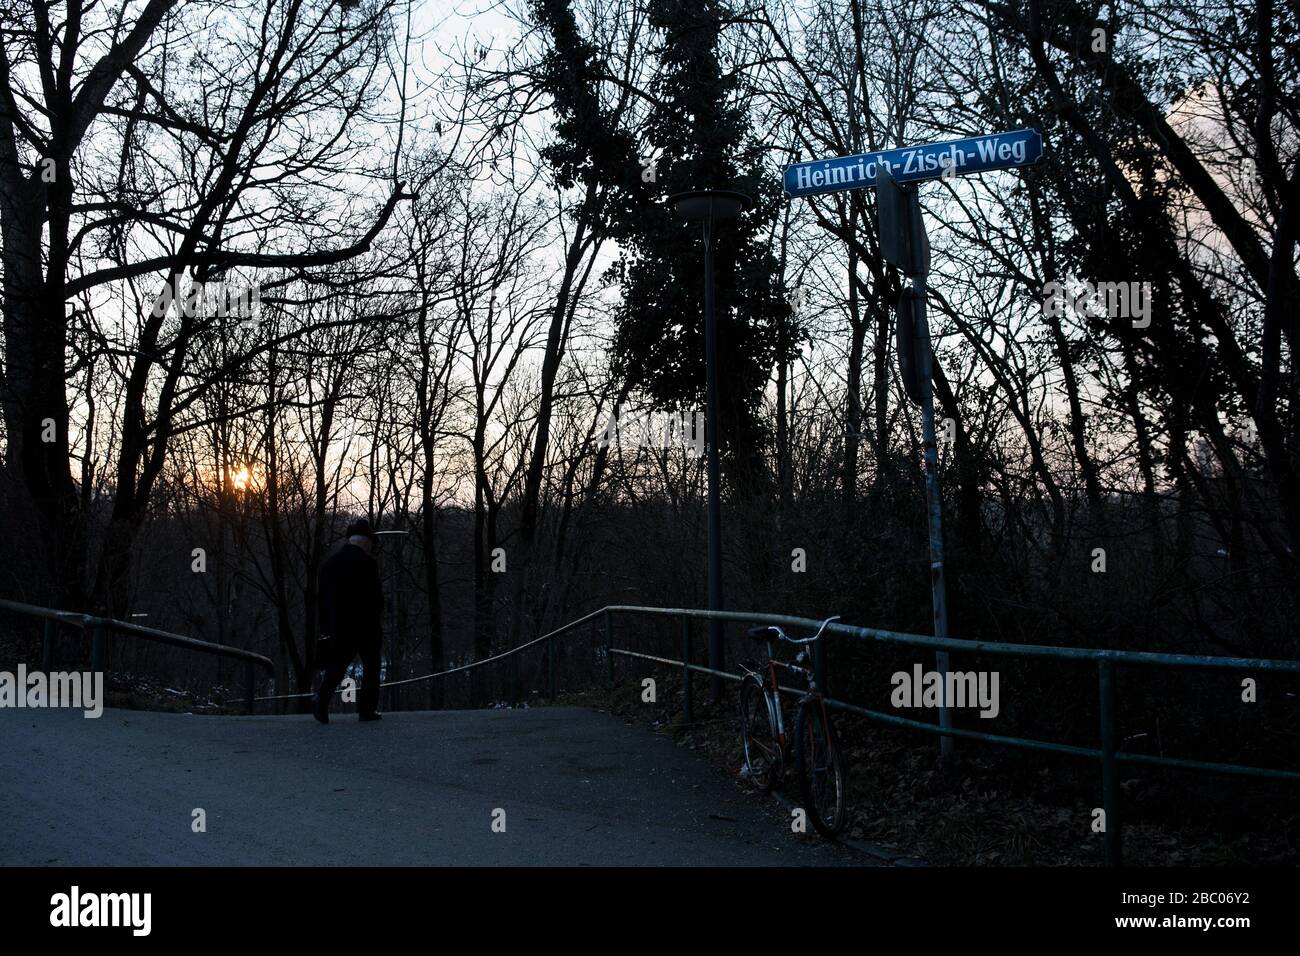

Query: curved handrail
[
  {"left": 0, "top": 597, "right": 275, "bottom": 672},
  {"left": 0, "top": 598, "right": 90, "bottom": 626},
  {"left": 248, "top": 606, "right": 612, "bottom": 702},
  {"left": 249, "top": 601, "right": 1300, "bottom": 704},
  {"left": 83, "top": 615, "right": 275, "bottom": 670},
  {"left": 599, "top": 605, "right": 1300, "bottom": 673}
]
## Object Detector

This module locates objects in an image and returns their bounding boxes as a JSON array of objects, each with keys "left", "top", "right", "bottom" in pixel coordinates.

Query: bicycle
[{"left": 737, "top": 615, "right": 848, "bottom": 838}]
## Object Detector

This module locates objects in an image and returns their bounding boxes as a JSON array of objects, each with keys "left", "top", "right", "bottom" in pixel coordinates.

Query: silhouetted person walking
[{"left": 314, "top": 519, "right": 384, "bottom": 723}]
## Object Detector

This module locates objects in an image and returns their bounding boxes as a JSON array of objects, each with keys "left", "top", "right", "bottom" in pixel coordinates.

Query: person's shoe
[
  {"left": 359, "top": 712, "right": 383, "bottom": 722},
  {"left": 313, "top": 695, "right": 329, "bottom": 724}
]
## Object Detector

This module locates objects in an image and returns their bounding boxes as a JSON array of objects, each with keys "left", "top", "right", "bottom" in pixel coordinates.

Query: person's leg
[
  {"left": 358, "top": 636, "right": 381, "bottom": 719},
  {"left": 316, "top": 643, "right": 354, "bottom": 722}
]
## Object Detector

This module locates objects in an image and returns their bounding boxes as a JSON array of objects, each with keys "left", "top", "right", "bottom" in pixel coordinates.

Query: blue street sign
[{"left": 784, "top": 128, "right": 1043, "bottom": 198}]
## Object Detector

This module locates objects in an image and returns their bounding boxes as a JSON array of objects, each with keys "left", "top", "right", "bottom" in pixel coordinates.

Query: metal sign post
[
  {"left": 784, "top": 129, "right": 1042, "bottom": 761},
  {"left": 878, "top": 165, "right": 953, "bottom": 760}
]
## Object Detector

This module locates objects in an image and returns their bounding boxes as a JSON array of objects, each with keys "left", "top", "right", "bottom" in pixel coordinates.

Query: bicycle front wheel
[
  {"left": 795, "top": 698, "right": 847, "bottom": 837},
  {"left": 738, "top": 675, "right": 781, "bottom": 790}
]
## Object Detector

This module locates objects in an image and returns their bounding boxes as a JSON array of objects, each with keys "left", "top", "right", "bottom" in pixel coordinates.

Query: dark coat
[{"left": 317, "top": 543, "right": 383, "bottom": 645}]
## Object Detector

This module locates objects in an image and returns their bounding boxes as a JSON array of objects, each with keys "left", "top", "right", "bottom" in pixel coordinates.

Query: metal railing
[
  {"left": 0, "top": 598, "right": 275, "bottom": 713},
  {"left": 6, "top": 596, "right": 1296, "bottom": 865},
  {"left": 243, "top": 610, "right": 600, "bottom": 706},
  {"left": 340, "top": 603, "right": 1299, "bottom": 866}
]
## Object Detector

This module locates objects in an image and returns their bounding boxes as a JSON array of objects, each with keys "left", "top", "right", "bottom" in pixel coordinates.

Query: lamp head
[{"left": 669, "top": 189, "right": 753, "bottom": 222}]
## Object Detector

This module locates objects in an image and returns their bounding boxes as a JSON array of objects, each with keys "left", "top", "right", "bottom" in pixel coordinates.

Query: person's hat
[{"left": 346, "top": 518, "right": 380, "bottom": 543}]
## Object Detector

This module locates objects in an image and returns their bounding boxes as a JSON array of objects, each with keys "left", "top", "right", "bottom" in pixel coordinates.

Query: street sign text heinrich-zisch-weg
[{"left": 784, "top": 128, "right": 1043, "bottom": 198}]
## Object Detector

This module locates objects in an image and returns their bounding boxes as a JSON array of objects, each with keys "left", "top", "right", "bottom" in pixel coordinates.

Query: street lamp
[{"left": 669, "top": 188, "right": 752, "bottom": 702}]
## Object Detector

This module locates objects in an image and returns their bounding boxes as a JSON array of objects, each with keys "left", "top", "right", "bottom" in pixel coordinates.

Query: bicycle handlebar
[{"left": 749, "top": 615, "right": 841, "bottom": 645}]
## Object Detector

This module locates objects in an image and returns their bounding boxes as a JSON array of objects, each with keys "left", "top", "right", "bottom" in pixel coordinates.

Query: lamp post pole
[
  {"left": 670, "top": 189, "right": 752, "bottom": 703},
  {"left": 701, "top": 214, "right": 725, "bottom": 702}
]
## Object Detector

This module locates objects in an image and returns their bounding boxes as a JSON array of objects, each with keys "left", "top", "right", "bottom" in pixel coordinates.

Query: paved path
[{"left": 0, "top": 706, "right": 866, "bottom": 866}]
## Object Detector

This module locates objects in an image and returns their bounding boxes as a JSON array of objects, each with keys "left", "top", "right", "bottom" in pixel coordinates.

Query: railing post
[
  {"left": 548, "top": 636, "right": 557, "bottom": 701},
  {"left": 605, "top": 610, "right": 614, "bottom": 689},
  {"left": 42, "top": 618, "right": 55, "bottom": 672},
  {"left": 1099, "top": 659, "right": 1122, "bottom": 866},
  {"left": 680, "top": 615, "right": 693, "bottom": 725},
  {"left": 245, "top": 660, "right": 256, "bottom": 715},
  {"left": 90, "top": 621, "right": 108, "bottom": 676}
]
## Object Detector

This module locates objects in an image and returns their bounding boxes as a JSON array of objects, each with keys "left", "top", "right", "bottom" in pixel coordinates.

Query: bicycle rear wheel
[
  {"left": 795, "top": 698, "right": 847, "bottom": 837},
  {"left": 738, "top": 674, "right": 781, "bottom": 790}
]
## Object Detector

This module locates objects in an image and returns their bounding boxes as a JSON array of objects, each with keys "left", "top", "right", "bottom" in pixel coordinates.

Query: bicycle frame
[{"left": 744, "top": 635, "right": 819, "bottom": 755}]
